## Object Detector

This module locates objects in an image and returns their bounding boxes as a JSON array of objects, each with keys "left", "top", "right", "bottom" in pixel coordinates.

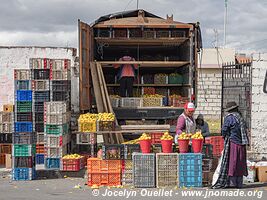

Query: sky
[{"left": 0, "top": 0, "right": 267, "bottom": 54}]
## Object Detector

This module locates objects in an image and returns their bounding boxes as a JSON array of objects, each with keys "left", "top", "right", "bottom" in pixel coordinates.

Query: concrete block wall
[
  {"left": 0, "top": 47, "right": 79, "bottom": 112},
  {"left": 195, "top": 68, "right": 222, "bottom": 120},
  {"left": 250, "top": 53, "right": 267, "bottom": 160}
]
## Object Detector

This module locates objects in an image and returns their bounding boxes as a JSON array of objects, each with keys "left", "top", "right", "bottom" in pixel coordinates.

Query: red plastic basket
[
  {"left": 178, "top": 139, "right": 189, "bottom": 153},
  {"left": 161, "top": 140, "right": 173, "bottom": 153},
  {"left": 139, "top": 140, "right": 152, "bottom": 153},
  {"left": 205, "top": 136, "right": 224, "bottom": 157},
  {"left": 62, "top": 157, "right": 85, "bottom": 171},
  {"left": 87, "top": 158, "right": 121, "bottom": 173},
  {"left": 88, "top": 173, "right": 121, "bottom": 186}
]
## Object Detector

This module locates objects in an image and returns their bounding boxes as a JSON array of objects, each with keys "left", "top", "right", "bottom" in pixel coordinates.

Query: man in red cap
[{"left": 175, "top": 102, "right": 196, "bottom": 143}]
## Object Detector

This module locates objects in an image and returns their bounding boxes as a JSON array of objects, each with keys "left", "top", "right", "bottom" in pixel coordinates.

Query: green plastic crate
[
  {"left": 45, "top": 123, "right": 69, "bottom": 135},
  {"left": 168, "top": 74, "right": 183, "bottom": 84},
  {"left": 12, "top": 144, "right": 36, "bottom": 157},
  {"left": 16, "top": 101, "right": 32, "bottom": 112}
]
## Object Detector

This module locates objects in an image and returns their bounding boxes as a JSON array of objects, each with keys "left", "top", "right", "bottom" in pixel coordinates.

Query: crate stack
[
  {"left": 44, "top": 102, "right": 70, "bottom": 169},
  {"left": 44, "top": 58, "right": 71, "bottom": 169},
  {"left": 0, "top": 108, "right": 13, "bottom": 167},
  {"left": 156, "top": 153, "right": 179, "bottom": 187},
  {"left": 178, "top": 153, "right": 202, "bottom": 187},
  {"left": 87, "top": 158, "right": 121, "bottom": 186},
  {"left": 30, "top": 58, "right": 51, "bottom": 169},
  {"left": 133, "top": 153, "right": 156, "bottom": 188},
  {"left": 13, "top": 69, "right": 36, "bottom": 180}
]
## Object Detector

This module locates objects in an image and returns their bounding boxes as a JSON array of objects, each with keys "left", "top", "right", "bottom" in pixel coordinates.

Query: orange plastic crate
[
  {"left": 87, "top": 158, "right": 121, "bottom": 173},
  {"left": 0, "top": 144, "right": 12, "bottom": 154},
  {"left": 88, "top": 173, "right": 121, "bottom": 186},
  {"left": 62, "top": 157, "right": 85, "bottom": 171},
  {"left": 151, "top": 132, "right": 164, "bottom": 144},
  {"left": 36, "top": 144, "right": 45, "bottom": 154},
  {"left": 0, "top": 154, "right": 5, "bottom": 165}
]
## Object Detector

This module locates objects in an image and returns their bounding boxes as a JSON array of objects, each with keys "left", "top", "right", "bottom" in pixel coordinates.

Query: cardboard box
[
  {"left": 257, "top": 166, "right": 267, "bottom": 182},
  {"left": 5, "top": 154, "right": 12, "bottom": 169},
  {"left": 3, "top": 105, "right": 13, "bottom": 113}
]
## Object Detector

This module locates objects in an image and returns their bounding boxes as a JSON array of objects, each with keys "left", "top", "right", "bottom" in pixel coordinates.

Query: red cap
[{"left": 184, "top": 102, "right": 195, "bottom": 111}]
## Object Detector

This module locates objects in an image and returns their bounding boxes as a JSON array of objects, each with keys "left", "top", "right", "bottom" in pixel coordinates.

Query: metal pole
[
  {"left": 137, "top": 0, "right": 139, "bottom": 9},
  {"left": 224, "top": 0, "right": 228, "bottom": 47}
]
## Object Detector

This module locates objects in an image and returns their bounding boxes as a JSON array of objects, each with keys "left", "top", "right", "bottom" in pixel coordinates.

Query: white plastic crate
[
  {"left": 120, "top": 98, "right": 143, "bottom": 108},
  {"left": 133, "top": 153, "right": 156, "bottom": 188},
  {"left": 44, "top": 112, "right": 71, "bottom": 125},
  {"left": 44, "top": 134, "right": 69, "bottom": 148},
  {"left": 76, "top": 133, "right": 97, "bottom": 145},
  {"left": 29, "top": 58, "right": 49, "bottom": 69},
  {"left": 0, "top": 112, "right": 13, "bottom": 123},
  {"left": 36, "top": 132, "right": 45, "bottom": 144},
  {"left": 32, "top": 80, "right": 50, "bottom": 91},
  {"left": 156, "top": 153, "right": 179, "bottom": 188},
  {"left": 0, "top": 123, "right": 13, "bottom": 133},
  {"left": 50, "top": 70, "right": 71, "bottom": 80},
  {"left": 45, "top": 146, "right": 67, "bottom": 158},
  {"left": 110, "top": 97, "right": 120, "bottom": 107},
  {"left": 50, "top": 59, "right": 71, "bottom": 70},
  {"left": 44, "top": 102, "right": 68, "bottom": 114},
  {"left": 14, "top": 69, "right": 31, "bottom": 80}
]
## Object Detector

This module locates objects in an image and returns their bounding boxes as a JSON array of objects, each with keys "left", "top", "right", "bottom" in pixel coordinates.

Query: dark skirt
[{"left": 228, "top": 141, "right": 248, "bottom": 177}]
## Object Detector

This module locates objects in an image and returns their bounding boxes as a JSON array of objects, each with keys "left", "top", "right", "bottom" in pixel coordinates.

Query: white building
[{"left": 0, "top": 46, "right": 79, "bottom": 112}]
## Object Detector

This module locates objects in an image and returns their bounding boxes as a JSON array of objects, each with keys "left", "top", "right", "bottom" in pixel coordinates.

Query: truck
[{"left": 78, "top": 9, "right": 202, "bottom": 135}]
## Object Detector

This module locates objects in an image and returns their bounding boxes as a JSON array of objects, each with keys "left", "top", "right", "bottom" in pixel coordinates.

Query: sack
[{"left": 212, "top": 150, "right": 223, "bottom": 185}]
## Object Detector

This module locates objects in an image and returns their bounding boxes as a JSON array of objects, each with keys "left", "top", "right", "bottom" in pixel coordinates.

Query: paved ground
[{"left": 0, "top": 175, "right": 266, "bottom": 200}]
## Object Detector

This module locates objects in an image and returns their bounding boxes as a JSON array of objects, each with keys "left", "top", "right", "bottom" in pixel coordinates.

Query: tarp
[{"left": 92, "top": 9, "right": 162, "bottom": 26}]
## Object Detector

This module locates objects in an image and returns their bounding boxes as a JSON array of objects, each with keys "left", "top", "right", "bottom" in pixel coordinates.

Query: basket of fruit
[
  {"left": 154, "top": 73, "right": 168, "bottom": 84},
  {"left": 97, "top": 113, "right": 115, "bottom": 131},
  {"left": 191, "top": 131, "right": 204, "bottom": 153},
  {"left": 177, "top": 132, "right": 191, "bottom": 153},
  {"left": 142, "top": 94, "right": 163, "bottom": 107},
  {"left": 78, "top": 113, "right": 98, "bottom": 132},
  {"left": 138, "top": 133, "right": 152, "bottom": 153},
  {"left": 62, "top": 154, "right": 85, "bottom": 171},
  {"left": 160, "top": 132, "right": 173, "bottom": 153}
]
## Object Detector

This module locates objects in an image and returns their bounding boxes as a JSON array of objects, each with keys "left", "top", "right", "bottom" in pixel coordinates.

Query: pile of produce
[
  {"left": 63, "top": 154, "right": 83, "bottom": 159},
  {"left": 160, "top": 132, "right": 173, "bottom": 140},
  {"left": 138, "top": 133, "right": 151, "bottom": 140}
]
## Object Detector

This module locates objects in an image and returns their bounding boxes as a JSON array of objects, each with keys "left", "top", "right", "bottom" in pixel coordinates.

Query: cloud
[{"left": 0, "top": 0, "right": 266, "bottom": 53}]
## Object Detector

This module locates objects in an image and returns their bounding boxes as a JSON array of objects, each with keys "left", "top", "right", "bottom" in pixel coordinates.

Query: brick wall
[
  {"left": 249, "top": 54, "right": 267, "bottom": 160},
  {"left": 195, "top": 68, "right": 222, "bottom": 120},
  {"left": 0, "top": 47, "right": 79, "bottom": 112}
]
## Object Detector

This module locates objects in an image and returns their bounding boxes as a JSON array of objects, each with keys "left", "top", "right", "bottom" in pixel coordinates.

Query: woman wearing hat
[
  {"left": 212, "top": 101, "right": 249, "bottom": 189},
  {"left": 175, "top": 102, "right": 196, "bottom": 143}
]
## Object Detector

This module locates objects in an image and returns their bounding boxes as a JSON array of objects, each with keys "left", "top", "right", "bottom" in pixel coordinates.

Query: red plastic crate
[
  {"left": 87, "top": 158, "right": 121, "bottom": 173},
  {"left": 88, "top": 173, "right": 121, "bottom": 186},
  {"left": 205, "top": 136, "right": 224, "bottom": 157},
  {"left": 0, "top": 154, "right": 5, "bottom": 165},
  {"left": 0, "top": 144, "right": 12, "bottom": 154},
  {"left": 150, "top": 132, "right": 164, "bottom": 144},
  {"left": 62, "top": 157, "right": 85, "bottom": 171},
  {"left": 36, "top": 144, "right": 45, "bottom": 154}
]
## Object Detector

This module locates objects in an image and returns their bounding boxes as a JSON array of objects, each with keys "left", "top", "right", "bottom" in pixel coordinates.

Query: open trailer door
[{"left": 78, "top": 20, "right": 94, "bottom": 112}]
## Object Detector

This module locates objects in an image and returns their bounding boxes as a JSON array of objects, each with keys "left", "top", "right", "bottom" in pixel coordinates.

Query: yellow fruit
[
  {"left": 138, "top": 133, "right": 151, "bottom": 140},
  {"left": 161, "top": 132, "right": 173, "bottom": 140}
]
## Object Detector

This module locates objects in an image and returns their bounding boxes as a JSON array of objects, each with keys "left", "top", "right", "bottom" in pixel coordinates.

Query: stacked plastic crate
[
  {"left": 133, "top": 153, "right": 156, "bottom": 188},
  {"left": 13, "top": 69, "right": 36, "bottom": 180},
  {"left": 122, "top": 144, "right": 140, "bottom": 186},
  {"left": 87, "top": 158, "right": 121, "bottom": 186},
  {"left": 156, "top": 153, "right": 179, "bottom": 187},
  {"left": 178, "top": 153, "right": 202, "bottom": 187},
  {"left": 0, "top": 109, "right": 13, "bottom": 167},
  {"left": 44, "top": 59, "right": 71, "bottom": 169},
  {"left": 30, "top": 58, "right": 51, "bottom": 170}
]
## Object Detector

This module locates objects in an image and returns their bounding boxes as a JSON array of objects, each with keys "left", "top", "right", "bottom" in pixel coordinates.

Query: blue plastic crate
[
  {"left": 16, "top": 90, "right": 32, "bottom": 101},
  {"left": 45, "top": 158, "right": 61, "bottom": 169},
  {"left": 178, "top": 153, "right": 202, "bottom": 187},
  {"left": 36, "top": 154, "right": 45, "bottom": 164},
  {"left": 162, "top": 96, "right": 168, "bottom": 106},
  {"left": 12, "top": 168, "right": 36, "bottom": 181},
  {"left": 15, "top": 122, "right": 33, "bottom": 132}
]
